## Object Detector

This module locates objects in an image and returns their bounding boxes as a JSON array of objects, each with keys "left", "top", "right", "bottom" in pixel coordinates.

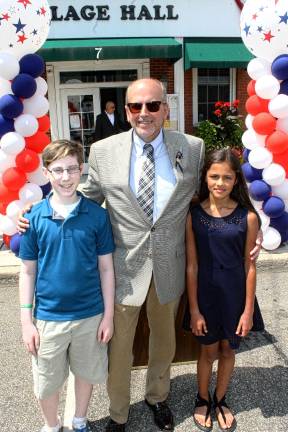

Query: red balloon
[
  {"left": 247, "top": 80, "right": 256, "bottom": 96},
  {"left": 245, "top": 95, "right": 269, "bottom": 116},
  {"left": 3, "top": 234, "right": 11, "bottom": 248},
  {"left": 16, "top": 148, "right": 40, "bottom": 173},
  {"left": 266, "top": 130, "right": 288, "bottom": 154},
  {"left": 25, "top": 131, "right": 50, "bottom": 153},
  {"left": 2, "top": 167, "right": 27, "bottom": 191},
  {"left": 37, "top": 115, "right": 50, "bottom": 133},
  {"left": 252, "top": 112, "right": 277, "bottom": 136},
  {"left": 0, "top": 182, "right": 19, "bottom": 202},
  {"left": 0, "top": 202, "right": 8, "bottom": 214},
  {"left": 273, "top": 150, "right": 288, "bottom": 174}
]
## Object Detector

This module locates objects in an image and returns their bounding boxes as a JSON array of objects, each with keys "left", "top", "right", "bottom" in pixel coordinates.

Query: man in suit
[
  {"left": 94, "top": 101, "right": 128, "bottom": 141},
  {"left": 82, "top": 78, "right": 205, "bottom": 431}
]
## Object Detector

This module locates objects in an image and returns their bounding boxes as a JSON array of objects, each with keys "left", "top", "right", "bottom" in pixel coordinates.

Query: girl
[{"left": 186, "top": 148, "right": 260, "bottom": 432}]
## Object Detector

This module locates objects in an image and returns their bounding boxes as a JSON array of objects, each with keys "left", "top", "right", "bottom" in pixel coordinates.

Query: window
[
  {"left": 60, "top": 69, "right": 138, "bottom": 84},
  {"left": 197, "top": 68, "right": 231, "bottom": 122}
]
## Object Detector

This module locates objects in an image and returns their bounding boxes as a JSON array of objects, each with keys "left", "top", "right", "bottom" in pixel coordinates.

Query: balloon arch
[
  {"left": 0, "top": 0, "right": 51, "bottom": 254},
  {"left": 240, "top": 0, "right": 288, "bottom": 250}
]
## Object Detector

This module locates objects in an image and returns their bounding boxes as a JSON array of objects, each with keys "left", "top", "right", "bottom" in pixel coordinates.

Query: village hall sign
[{"left": 48, "top": 0, "right": 242, "bottom": 39}]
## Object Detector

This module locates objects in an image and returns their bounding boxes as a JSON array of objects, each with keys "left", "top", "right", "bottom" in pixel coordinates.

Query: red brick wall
[
  {"left": 184, "top": 69, "right": 193, "bottom": 134},
  {"left": 236, "top": 68, "right": 250, "bottom": 118},
  {"left": 150, "top": 59, "right": 174, "bottom": 94}
]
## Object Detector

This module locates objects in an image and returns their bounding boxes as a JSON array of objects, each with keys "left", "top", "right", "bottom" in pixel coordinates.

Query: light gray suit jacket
[{"left": 82, "top": 129, "right": 204, "bottom": 306}]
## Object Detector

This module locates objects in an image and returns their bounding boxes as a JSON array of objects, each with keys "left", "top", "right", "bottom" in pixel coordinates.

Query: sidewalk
[{"left": 0, "top": 244, "right": 287, "bottom": 431}]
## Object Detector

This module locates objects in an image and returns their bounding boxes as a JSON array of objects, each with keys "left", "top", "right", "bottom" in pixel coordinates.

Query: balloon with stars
[
  {"left": 240, "top": 0, "right": 288, "bottom": 63},
  {"left": 0, "top": 0, "right": 51, "bottom": 58}
]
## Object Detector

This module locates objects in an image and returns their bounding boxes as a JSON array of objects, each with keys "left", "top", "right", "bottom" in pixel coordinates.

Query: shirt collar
[
  {"left": 133, "top": 129, "right": 164, "bottom": 158},
  {"left": 40, "top": 191, "right": 88, "bottom": 217}
]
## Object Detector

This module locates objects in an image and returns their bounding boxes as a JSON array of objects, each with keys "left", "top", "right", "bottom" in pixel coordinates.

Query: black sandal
[
  {"left": 193, "top": 392, "right": 213, "bottom": 432},
  {"left": 213, "top": 390, "right": 237, "bottom": 431}
]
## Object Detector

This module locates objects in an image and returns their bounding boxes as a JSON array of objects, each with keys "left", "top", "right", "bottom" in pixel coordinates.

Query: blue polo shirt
[{"left": 19, "top": 193, "right": 115, "bottom": 321}]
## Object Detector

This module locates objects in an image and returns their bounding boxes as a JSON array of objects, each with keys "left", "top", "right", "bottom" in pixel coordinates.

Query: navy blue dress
[{"left": 191, "top": 204, "right": 249, "bottom": 349}]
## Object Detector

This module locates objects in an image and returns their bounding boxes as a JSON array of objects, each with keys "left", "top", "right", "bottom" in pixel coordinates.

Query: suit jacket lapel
[{"left": 164, "top": 130, "right": 184, "bottom": 184}]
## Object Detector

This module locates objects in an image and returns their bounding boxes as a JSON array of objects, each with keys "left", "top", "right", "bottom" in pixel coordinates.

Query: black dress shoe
[
  {"left": 145, "top": 399, "right": 174, "bottom": 431},
  {"left": 105, "top": 418, "right": 126, "bottom": 431}
]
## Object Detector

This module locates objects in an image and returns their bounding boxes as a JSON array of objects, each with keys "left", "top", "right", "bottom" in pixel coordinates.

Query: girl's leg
[
  {"left": 39, "top": 392, "right": 60, "bottom": 428},
  {"left": 215, "top": 339, "right": 236, "bottom": 429},
  {"left": 194, "top": 342, "right": 219, "bottom": 428}
]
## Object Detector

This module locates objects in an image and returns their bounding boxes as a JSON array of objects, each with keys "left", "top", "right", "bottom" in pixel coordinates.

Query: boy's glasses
[
  {"left": 127, "top": 101, "right": 163, "bottom": 114},
  {"left": 47, "top": 165, "right": 80, "bottom": 178}
]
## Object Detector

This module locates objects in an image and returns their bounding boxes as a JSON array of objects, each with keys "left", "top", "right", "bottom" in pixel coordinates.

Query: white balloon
[
  {"left": 262, "top": 163, "right": 286, "bottom": 186},
  {"left": 0, "top": 150, "right": 15, "bottom": 173},
  {"left": 272, "top": 179, "right": 288, "bottom": 200},
  {"left": 257, "top": 209, "right": 270, "bottom": 233},
  {"left": 251, "top": 199, "right": 263, "bottom": 211},
  {"left": 0, "top": 215, "right": 17, "bottom": 236},
  {"left": 27, "top": 162, "right": 48, "bottom": 186},
  {"left": 242, "top": 129, "right": 266, "bottom": 150},
  {"left": 255, "top": 75, "right": 280, "bottom": 100},
  {"left": 0, "top": 77, "right": 12, "bottom": 97},
  {"left": 0, "top": 52, "right": 19, "bottom": 80},
  {"left": 23, "top": 95, "right": 49, "bottom": 118},
  {"left": 247, "top": 57, "right": 272, "bottom": 80},
  {"left": 248, "top": 147, "right": 273, "bottom": 169},
  {"left": 276, "top": 116, "right": 288, "bottom": 134},
  {"left": 19, "top": 182, "right": 43, "bottom": 204},
  {"left": 284, "top": 199, "right": 288, "bottom": 212},
  {"left": 262, "top": 226, "right": 281, "bottom": 250},
  {"left": 245, "top": 114, "right": 254, "bottom": 130},
  {"left": 6, "top": 199, "right": 25, "bottom": 221},
  {"left": 0, "top": 132, "right": 25, "bottom": 156},
  {"left": 0, "top": 0, "right": 51, "bottom": 58},
  {"left": 269, "top": 94, "right": 288, "bottom": 118},
  {"left": 14, "top": 114, "right": 39, "bottom": 137},
  {"left": 35, "top": 77, "right": 48, "bottom": 96}
]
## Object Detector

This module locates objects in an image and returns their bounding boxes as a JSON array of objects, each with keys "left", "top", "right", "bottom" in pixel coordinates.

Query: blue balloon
[
  {"left": 10, "top": 232, "right": 21, "bottom": 256},
  {"left": 242, "top": 162, "right": 263, "bottom": 182},
  {"left": 0, "top": 94, "right": 23, "bottom": 119},
  {"left": 40, "top": 182, "right": 52, "bottom": 197},
  {"left": 272, "top": 54, "right": 288, "bottom": 80},
  {"left": 249, "top": 180, "right": 271, "bottom": 201},
  {"left": 0, "top": 114, "right": 14, "bottom": 138},
  {"left": 19, "top": 54, "right": 45, "bottom": 78},
  {"left": 263, "top": 196, "right": 285, "bottom": 218},
  {"left": 270, "top": 212, "right": 288, "bottom": 242},
  {"left": 280, "top": 79, "right": 288, "bottom": 96},
  {"left": 11, "top": 73, "right": 36, "bottom": 99},
  {"left": 243, "top": 148, "right": 250, "bottom": 162}
]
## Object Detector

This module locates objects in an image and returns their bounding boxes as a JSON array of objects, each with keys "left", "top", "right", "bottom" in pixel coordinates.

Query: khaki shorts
[{"left": 32, "top": 314, "right": 108, "bottom": 399}]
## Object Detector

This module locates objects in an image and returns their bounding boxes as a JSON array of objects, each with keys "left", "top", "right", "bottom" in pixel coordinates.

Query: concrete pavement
[{"left": 0, "top": 244, "right": 287, "bottom": 431}]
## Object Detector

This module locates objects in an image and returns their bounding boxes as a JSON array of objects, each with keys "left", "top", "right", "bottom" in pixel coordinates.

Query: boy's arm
[
  {"left": 236, "top": 211, "right": 259, "bottom": 337},
  {"left": 97, "top": 253, "right": 115, "bottom": 343},
  {"left": 186, "top": 212, "right": 207, "bottom": 336},
  {"left": 19, "top": 260, "right": 39, "bottom": 356}
]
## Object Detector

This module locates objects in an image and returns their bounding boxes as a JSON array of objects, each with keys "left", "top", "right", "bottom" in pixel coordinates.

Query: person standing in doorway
[{"left": 94, "top": 100, "right": 128, "bottom": 141}]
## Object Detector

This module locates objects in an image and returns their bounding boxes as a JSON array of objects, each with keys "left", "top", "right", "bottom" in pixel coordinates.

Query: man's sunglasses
[{"left": 127, "top": 101, "right": 164, "bottom": 114}]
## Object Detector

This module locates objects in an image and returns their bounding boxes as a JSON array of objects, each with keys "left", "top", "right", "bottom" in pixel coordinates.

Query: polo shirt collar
[{"left": 40, "top": 191, "right": 88, "bottom": 217}]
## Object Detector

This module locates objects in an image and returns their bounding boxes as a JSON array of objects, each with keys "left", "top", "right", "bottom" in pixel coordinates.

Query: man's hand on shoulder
[{"left": 17, "top": 203, "right": 33, "bottom": 233}]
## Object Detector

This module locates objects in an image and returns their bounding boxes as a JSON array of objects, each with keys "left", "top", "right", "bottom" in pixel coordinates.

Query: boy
[{"left": 19, "top": 139, "right": 115, "bottom": 432}]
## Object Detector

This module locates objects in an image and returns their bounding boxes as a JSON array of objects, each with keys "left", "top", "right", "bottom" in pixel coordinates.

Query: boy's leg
[
  {"left": 39, "top": 392, "right": 60, "bottom": 428},
  {"left": 74, "top": 376, "right": 93, "bottom": 418}
]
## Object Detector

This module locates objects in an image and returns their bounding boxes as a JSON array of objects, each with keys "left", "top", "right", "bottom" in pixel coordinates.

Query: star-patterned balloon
[
  {"left": 240, "top": 0, "right": 288, "bottom": 62},
  {"left": 0, "top": 0, "right": 51, "bottom": 58}
]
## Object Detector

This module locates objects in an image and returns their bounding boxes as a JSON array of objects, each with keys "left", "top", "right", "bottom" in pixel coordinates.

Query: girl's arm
[
  {"left": 236, "top": 211, "right": 259, "bottom": 337},
  {"left": 186, "top": 212, "right": 207, "bottom": 336},
  {"left": 97, "top": 253, "right": 115, "bottom": 343},
  {"left": 19, "top": 260, "right": 39, "bottom": 356}
]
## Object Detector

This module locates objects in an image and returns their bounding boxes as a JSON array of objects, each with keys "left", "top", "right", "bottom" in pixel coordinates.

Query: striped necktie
[{"left": 137, "top": 143, "right": 155, "bottom": 222}]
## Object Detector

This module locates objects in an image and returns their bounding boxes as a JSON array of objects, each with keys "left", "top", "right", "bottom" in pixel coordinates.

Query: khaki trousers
[{"left": 107, "top": 278, "right": 180, "bottom": 424}]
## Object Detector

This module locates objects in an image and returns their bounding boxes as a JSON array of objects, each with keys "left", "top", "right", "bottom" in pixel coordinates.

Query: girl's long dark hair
[{"left": 199, "top": 148, "right": 261, "bottom": 226}]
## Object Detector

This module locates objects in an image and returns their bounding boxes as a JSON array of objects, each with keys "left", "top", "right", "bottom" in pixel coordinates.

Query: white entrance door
[{"left": 61, "top": 89, "right": 100, "bottom": 173}]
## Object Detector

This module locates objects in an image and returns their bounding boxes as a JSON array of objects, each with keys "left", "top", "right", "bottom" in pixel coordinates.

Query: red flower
[
  {"left": 223, "top": 102, "right": 230, "bottom": 108},
  {"left": 214, "top": 109, "right": 222, "bottom": 117},
  {"left": 215, "top": 101, "right": 223, "bottom": 108},
  {"left": 233, "top": 99, "right": 240, "bottom": 108}
]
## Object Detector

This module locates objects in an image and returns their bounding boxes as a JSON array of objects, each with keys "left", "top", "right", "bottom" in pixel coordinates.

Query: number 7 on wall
[{"left": 95, "top": 47, "right": 103, "bottom": 60}]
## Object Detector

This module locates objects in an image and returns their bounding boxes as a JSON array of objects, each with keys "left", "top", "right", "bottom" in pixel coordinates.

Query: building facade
[{"left": 41, "top": 0, "right": 252, "bottom": 169}]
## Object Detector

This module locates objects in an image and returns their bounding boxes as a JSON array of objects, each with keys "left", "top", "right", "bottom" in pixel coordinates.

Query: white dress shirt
[
  {"left": 106, "top": 111, "right": 115, "bottom": 125},
  {"left": 129, "top": 130, "right": 176, "bottom": 223}
]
